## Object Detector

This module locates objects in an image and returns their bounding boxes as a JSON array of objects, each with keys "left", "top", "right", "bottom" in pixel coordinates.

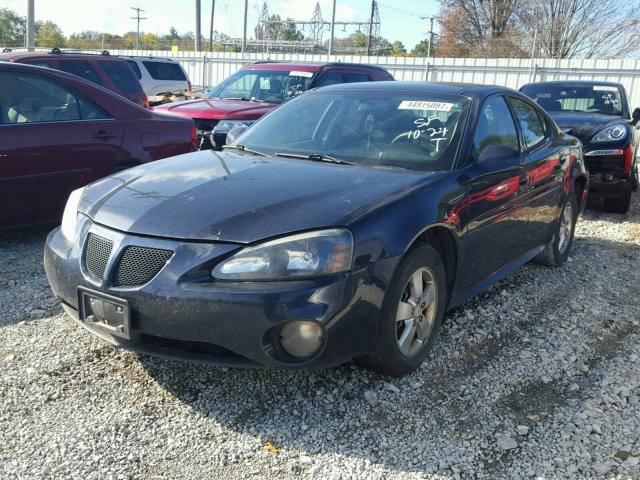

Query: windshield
[
  {"left": 206, "top": 69, "right": 316, "bottom": 103},
  {"left": 235, "top": 90, "right": 470, "bottom": 171},
  {"left": 521, "top": 84, "right": 624, "bottom": 116}
]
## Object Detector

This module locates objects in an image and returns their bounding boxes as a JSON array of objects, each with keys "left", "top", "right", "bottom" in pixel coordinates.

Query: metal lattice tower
[
  {"left": 310, "top": 2, "right": 326, "bottom": 45},
  {"left": 258, "top": 1, "right": 270, "bottom": 39},
  {"left": 371, "top": 1, "right": 381, "bottom": 50}
]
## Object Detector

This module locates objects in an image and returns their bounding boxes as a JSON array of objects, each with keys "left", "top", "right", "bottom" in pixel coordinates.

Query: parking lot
[{"left": 0, "top": 193, "right": 637, "bottom": 479}]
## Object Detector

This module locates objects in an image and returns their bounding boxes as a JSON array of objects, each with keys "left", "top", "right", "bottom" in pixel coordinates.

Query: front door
[{"left": 457, "top": 95, "right": 531, "bottom": 294}]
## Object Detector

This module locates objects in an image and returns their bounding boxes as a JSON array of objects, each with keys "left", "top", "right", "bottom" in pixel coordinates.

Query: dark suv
[
  {"left": 521, "top": 81, "right": 640, "bottom": 213},
  {"left": 154, "top": 61, "right": 394, "bottom": 149},
  {"left": 0, "top": 48, "right": 148, "bottom": 108}
]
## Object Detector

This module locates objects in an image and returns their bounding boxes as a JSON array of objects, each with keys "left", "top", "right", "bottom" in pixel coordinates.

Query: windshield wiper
[
  {"left": 274, "top": 152, "right": 352, "bottom": 165},
  {"left": 222, "top": 144, "right": 269, "bottom": 157}
]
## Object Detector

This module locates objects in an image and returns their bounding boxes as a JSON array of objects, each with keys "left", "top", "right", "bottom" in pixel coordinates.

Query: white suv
[{"left": 120, "top": 56, "right": 191, "bottom": 96}]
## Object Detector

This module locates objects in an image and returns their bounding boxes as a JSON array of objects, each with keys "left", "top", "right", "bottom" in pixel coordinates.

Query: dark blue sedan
[{"left": 44, "top": 82, "right": 588, "bottom": 376}]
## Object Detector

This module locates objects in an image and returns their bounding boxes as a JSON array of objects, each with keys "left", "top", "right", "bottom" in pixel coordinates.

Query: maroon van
[
  {"left": 0, "top": 48, "right": 148, "bottom": 108},
  {"left": 0, "top": 62, "right": 196, "bottom": 228}
]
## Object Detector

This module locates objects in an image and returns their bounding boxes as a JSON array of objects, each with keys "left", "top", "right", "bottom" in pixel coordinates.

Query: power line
[{"left": 130, "top": 6, "right": 147, "bottom": 49}]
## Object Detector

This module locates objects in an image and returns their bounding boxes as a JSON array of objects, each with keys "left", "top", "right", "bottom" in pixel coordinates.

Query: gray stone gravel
[{"left": 1, "top": 193, "right": 639, "bottom": 480}]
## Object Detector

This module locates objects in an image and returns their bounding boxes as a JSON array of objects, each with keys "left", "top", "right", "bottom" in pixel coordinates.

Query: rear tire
[
  {"left": 632, "top": 161, "right": 639, "bottom": 192},
  {"left": 604, "top": 177, "right": 633, "bottom": 213},
  {"left": 534, "top": 191, "right": 577, "bottom": 267},
  {"left": 355, "top": 244, "right": 446, "bottom": 377}
]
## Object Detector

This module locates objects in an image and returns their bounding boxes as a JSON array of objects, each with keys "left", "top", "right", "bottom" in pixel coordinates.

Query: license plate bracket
[{"left": 78, "top": 287, "right": 131, "bottom": 340}]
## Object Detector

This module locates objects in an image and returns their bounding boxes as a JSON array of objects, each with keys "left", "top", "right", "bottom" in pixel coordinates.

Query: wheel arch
[{"left": 404, "top": 224, "right": 459, "bottom": 303}]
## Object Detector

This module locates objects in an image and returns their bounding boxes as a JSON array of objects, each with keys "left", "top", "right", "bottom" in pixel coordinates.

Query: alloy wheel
[
  {"left": 558, "top": 202, "right": 574, "bottom": 254},
  {"left": 395, "top": 267, "right": 438, "bottom": 357}
]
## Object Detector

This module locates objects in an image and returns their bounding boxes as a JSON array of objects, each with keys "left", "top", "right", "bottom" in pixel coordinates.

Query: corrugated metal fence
[{"left": 106, "top": 50, "right": 640, "bottom": 108}]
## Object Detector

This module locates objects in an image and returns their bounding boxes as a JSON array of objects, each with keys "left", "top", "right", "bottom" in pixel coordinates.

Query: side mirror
[
  {"left": 225, "top": 125, "right": 249, "bottom": 145},
  {"left": 632, "top": 107, "right": 640, "bottom": 126},
  {"left": 477, "top": 143, "right": 520, "bottom": 166}
]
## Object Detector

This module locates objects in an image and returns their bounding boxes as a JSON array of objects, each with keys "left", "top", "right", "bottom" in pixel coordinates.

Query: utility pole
[
  {"left": 209, "top": 0, "right": 216, "bottom": 51},
  {"left": 241, "top": 0, "right": 248, "bottom": 54},
  {"left": 26, "top": 0, "right": 35, "bottom": 51},
  {"left": 328, "top": 0, "right": 336, "bottom": 56},
  {"left": 420, "top": 15, "right": 435, "bottom": 58},
  {"left": 131, "top": 7, "right": 146, "bottom": 50},
  {"left": 195, "top": 0, "right": 202, "bottom": 51},
  {"left": 366, "top": 0, "right": 376, "bottom": 56}
]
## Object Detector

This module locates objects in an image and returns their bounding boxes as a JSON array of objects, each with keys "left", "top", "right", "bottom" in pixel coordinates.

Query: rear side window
[
  {"left": 0, "top": 72, "right": 110, "bottom": 124},
  {"left": 58, "top": 60, "right": 104, "bottom": 86},
  {"left": 142, "top": 61, "right": 187, "bottom": 81},
  {"left": 126, "top": 60, "right": 142, "bottom": 79},
  {"left": 343, "top": 72, "right": 370, "bottom": 83},
  {"left": 23, "top": 59, "right": 52, "bottom": 68},
  {"left": 508, "top": 97, "right": 546, "bottom": 149},
  {"left": 315, "top": 72, "right": 343, "bottom": 87},
  {"left": 473, "top": 96, "right": 520, "bottom": 161},
  {"left": 98, "top": 60, "right": 141, "bottom": 93}
]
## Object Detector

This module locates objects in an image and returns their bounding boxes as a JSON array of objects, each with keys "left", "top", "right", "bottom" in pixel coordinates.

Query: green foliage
[
  {"left": 412, "top": 39, "right": 434, "bottom": 57},
  {"left": 35, "top": 21, "right": 66, "bottom": 48},
  {"left": 0, "top": 8, "right": 26, "bottom": 47}
]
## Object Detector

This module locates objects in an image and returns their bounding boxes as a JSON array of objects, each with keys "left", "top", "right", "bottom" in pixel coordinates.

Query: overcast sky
[{"left": 4, "top": 0, "right": 439, "bottom": 49}]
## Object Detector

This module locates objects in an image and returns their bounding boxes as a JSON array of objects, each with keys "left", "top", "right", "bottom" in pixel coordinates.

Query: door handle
[{"left": 93, "top": 130, "right": 115, "bottom": 141}]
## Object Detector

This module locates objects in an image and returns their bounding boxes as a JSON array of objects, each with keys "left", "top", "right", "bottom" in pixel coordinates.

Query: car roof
[
  {"left": 314, "top": 80, "right": 518, "bottom": 99},
  {"left": 117, "top": 55, "right": 177, "bottom": 62},
  {"left": 521, "top": 80, "right": 624, "bottom": 88},
  {"left": 242, "top": 61, "right": 388, "bottom": 72},
  {"left": 0, "top": 50, "right": 125, "bottom": 62}
]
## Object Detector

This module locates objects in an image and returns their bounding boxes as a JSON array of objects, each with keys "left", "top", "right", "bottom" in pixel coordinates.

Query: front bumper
[
  {"left": 583, "top": 147, "right": 633, "bottom": 197},
  {"left": 44, "top": 219, "right": 399, "bottom": 369}
]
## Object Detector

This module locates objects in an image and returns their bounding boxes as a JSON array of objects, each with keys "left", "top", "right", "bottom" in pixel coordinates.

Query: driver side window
[{"left": 473, "top": 96, "right": 520, "bottom": 162}]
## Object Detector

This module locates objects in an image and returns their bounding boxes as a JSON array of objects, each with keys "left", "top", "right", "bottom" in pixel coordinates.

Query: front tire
[
  {"left": 356, "top": 244, "right": 446, "bottom": 377},
  {"left": 534, "top": 191, "right": 577, "bottom": 267}
]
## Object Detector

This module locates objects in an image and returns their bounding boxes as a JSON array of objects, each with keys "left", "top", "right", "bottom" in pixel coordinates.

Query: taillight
[
  {"left": 191, "top": 123, "right": 198, "bottom": 150},
  {"left": 187, "top": 81, "right": 192, "bottom": 92},
  {"left": 143, "top": 96, "right": 150, "bottom": 109},
  {"left": 623, "top": 144, "right": 634, "bottom": 175}
]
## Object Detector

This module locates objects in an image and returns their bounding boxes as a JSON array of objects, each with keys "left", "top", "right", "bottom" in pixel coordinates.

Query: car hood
[
  {"left": 153, "top": 98, "right": 276, "bottom": 120},
  {"left": 80, "top": 151, "right": 438, "bottom": 243},
  {"left": 548, "top": 112, "right": 627, "bottom": 140}
]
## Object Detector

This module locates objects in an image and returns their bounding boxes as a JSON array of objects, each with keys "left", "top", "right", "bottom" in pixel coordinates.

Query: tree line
[
  {"left": 436, "top": 0, "right": 640, "bottom": 58},
  {"left": 2, "top": 2, "right": 639, "bottom": 58}
]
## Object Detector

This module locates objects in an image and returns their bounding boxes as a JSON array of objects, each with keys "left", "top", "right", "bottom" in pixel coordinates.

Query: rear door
[
  {"left": 0, "top": 71, "right": 124, "bottom": 226},
  {"left": 457, "top": 95, "right": 531, "bottom": 292},
  {"left": 506, "top": 96, "right": 564, "bottom": 246}
]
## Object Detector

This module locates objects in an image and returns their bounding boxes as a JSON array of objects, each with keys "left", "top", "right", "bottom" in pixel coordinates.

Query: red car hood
[{"left": 153, "top": 98, "right": 276, "bottom": 120}]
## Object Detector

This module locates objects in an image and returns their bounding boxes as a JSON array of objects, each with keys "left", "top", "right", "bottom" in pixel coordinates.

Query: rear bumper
[{"left": 44, "top": 220, "right": 399, "bottom": 369}]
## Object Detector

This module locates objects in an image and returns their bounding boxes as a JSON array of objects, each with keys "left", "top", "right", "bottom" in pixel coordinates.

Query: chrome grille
[
  {"left": 113, "top": 246, "right": 173, "bottom": 287},
  {"left": 84, "top": 233, "right": 113, "bottom": 280}
]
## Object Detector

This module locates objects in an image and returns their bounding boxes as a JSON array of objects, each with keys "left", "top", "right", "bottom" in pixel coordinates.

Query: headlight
[
  {"left": 591, "top": 124, "right": 627, "bottom": 143},
  {"left": 212, "top": 229, "right": 353, "bottom": 281},
  {"left": 60, "top": 187, "right": 85, "bottom": 243},
  {"left": 213, "top": 119, "right": 255, "bottom": 134}
]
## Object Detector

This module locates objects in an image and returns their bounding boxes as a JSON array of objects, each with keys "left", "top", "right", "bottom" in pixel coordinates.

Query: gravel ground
[{"left": 1, "top": 193, "right": 639, "bottom": 480}]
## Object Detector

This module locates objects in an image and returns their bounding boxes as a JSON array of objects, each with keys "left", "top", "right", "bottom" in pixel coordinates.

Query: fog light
[{"left": 280, "top": 321, "right": 324, "bottom": 358}]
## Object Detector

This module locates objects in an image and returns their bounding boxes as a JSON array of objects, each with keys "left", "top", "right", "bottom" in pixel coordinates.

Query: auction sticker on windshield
[
  {"left": 593, "top": 85, "right": 618, "bottom": 92},
  {"left": 289, "top": 71, "right": 314, "bottom": 78},
  {"left": 398, "top": 100, "right": 454, "bottom": 111}
]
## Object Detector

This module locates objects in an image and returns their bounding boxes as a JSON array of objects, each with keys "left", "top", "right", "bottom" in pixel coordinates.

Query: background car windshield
[
  {"left": 236, "top": 90, "right": 469, "bottom": 171},
  {"left": 206, "top": 69, "right": 315, "bottom": 103},
  {"left": 521, "top": 84, "right": 624, "bottom": 116}
]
